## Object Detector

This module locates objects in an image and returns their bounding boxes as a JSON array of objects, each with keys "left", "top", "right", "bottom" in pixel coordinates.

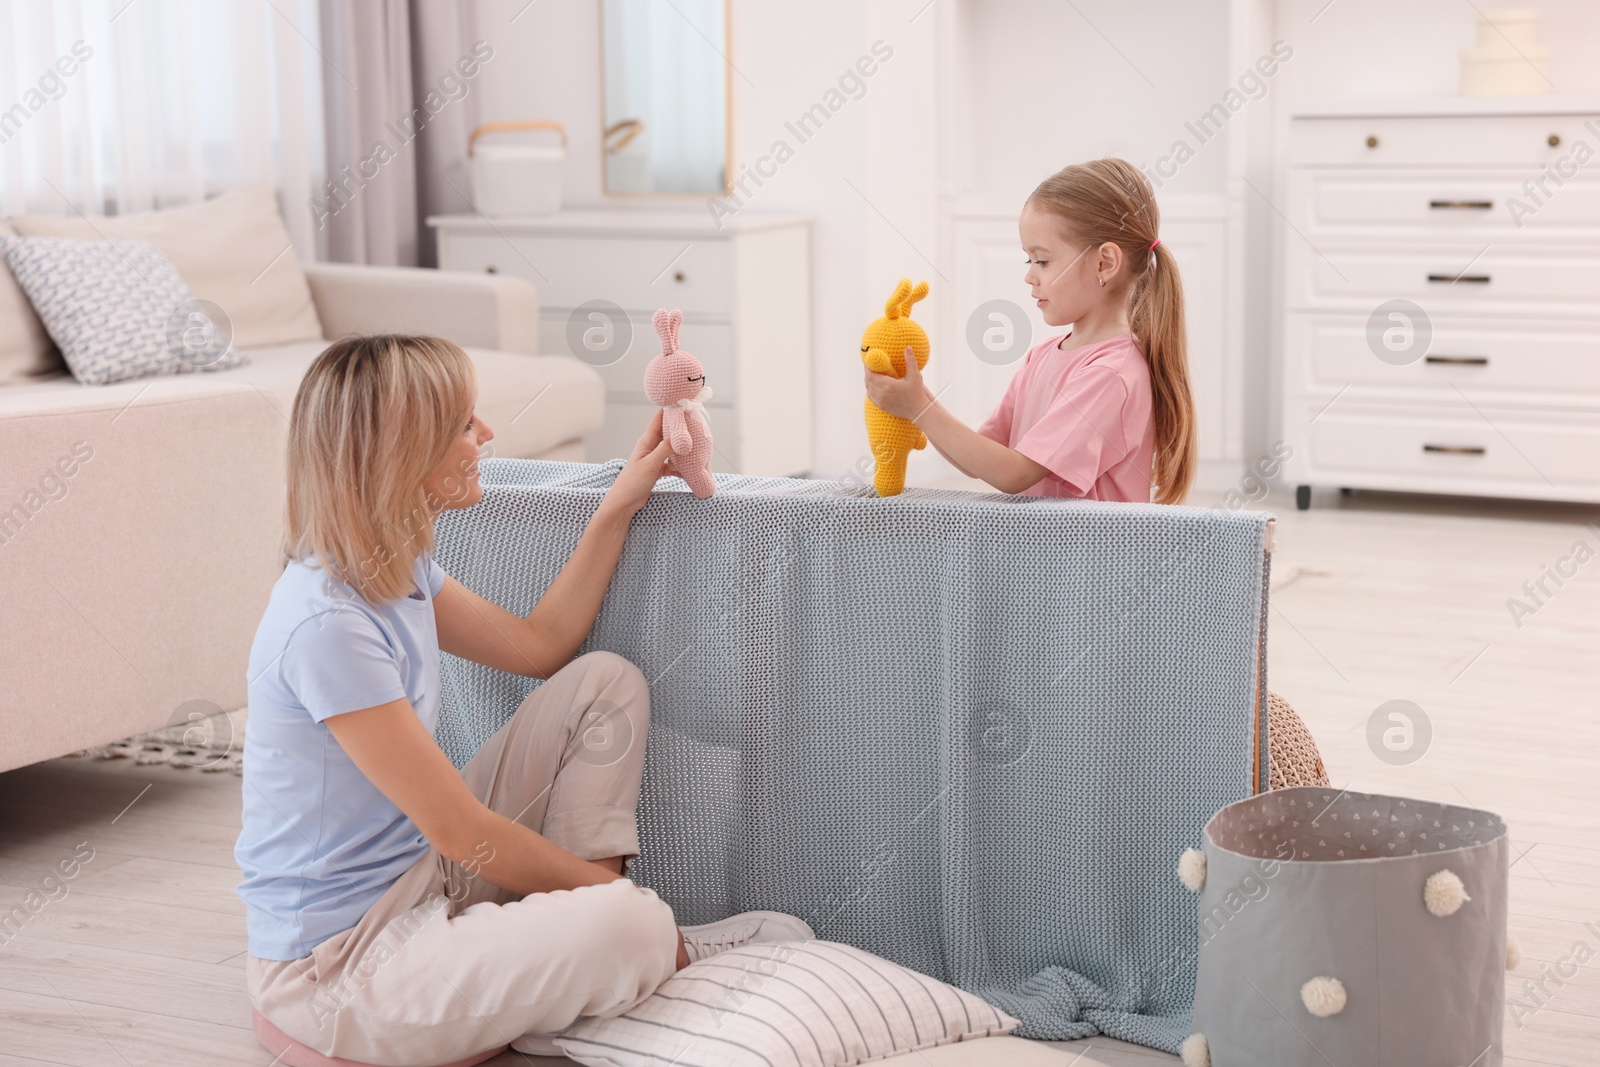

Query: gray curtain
[
  {"left": 409, "top": 1, "right": 483, "bottom": 269},
  {"left": 317, "top": 0, "right": 482, "bottom": 267}
]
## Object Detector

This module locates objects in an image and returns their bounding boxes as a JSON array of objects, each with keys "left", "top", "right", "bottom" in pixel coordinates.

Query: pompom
[
  {"left": 1300, "top": 976, "right": 1346, "bottom": 1017},
  {"left": 1178, "top": 848, "right": 1207, "bottom": 892},
  {"left": 1506, "top": 934, "right": 1522, "bottom": 971},
  {"left": 1180, "top": 1032, "right": 1211, "bottom": 1067},
  {"left": 1423, "top": 869, "right": 1470, "bottom": 917}
]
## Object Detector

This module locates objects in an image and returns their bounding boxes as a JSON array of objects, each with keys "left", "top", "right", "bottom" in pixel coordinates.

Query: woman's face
[
  {"left": 425, "top": 410, "right": 494, "bottom": 512},
  {"left": 1020, "top": 202, "right": 1115, "bottom": 329}
]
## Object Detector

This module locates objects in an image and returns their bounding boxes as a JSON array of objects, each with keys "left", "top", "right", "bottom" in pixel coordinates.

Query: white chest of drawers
[
  {"left": 1279, "top": 100, "right": 1600, "bottom": 507},
  {"left": 428, "top": 211, "right": 812, "bottom": 476}
]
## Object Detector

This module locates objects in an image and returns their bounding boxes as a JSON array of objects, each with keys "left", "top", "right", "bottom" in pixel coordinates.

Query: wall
[{"left": 1272, "top": 0, "right": 1599, "bottom": 103}]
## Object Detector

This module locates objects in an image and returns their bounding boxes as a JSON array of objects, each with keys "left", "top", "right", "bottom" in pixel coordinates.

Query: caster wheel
[
  {"left": 1339, "top": 487, "right": 1352, "bottom": 497},
  {"left": 1295, "top": 485, "right": 1311, "bottom": 511}
]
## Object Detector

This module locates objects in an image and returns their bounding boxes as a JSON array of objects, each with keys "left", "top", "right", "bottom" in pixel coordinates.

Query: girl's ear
[{"left": 1099, "top": 242, "right": 1124, "bottom": 282}]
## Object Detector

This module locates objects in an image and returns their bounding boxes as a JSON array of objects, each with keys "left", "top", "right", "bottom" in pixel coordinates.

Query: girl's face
[
  {"left": 1020, "top": 202, "right": 1116, "bottom": 329},
  {"left": 425, "top": 410, "right": 494, "bottom": 512}
]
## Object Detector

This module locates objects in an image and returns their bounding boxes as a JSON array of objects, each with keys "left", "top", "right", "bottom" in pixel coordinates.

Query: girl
[
  {"left": 865, "top": 158, "right": 1196, "bottom": 504},
  {"left": 236, "top": 335, "right": 810, "bottom": 1066}
]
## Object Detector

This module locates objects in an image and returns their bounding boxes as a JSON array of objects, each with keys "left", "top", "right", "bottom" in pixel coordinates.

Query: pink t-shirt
[{"left": 976, "top": 331, "right": 1154, "bottom": 502}]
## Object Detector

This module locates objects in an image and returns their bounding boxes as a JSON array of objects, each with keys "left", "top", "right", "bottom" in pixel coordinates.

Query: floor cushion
[{"left": 251, "top": 1010, "right": 505, "bottom": 1067}]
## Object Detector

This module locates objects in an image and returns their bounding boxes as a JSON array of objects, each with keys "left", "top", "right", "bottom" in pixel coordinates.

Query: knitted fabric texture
[
  {"left": 643, "top": 308, "right": 715, "bottom": 498},
  {"left": 861, "top": 278, "right": 930, "bottom": 497},
  {"left": 1266, "top": 692, "right": 1330, "bottom": 790},
  {"left": 433, "top": 459, "right": 1272, "bottom": 1054}
]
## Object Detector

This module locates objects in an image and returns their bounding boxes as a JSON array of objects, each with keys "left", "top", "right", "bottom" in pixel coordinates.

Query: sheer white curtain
[{"left": 0, "top": 0, "right": 327, "bottom": 261}]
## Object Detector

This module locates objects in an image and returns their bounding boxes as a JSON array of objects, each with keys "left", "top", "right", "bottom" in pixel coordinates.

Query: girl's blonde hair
[
  {"left": 1027, "top": 159, "right": 1197, "bottom": 504},
  {"left": 284, "top": 335, "right": 477, "bottom": 603}
]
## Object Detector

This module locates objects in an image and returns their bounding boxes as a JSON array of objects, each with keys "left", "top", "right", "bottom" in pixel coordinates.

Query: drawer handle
[
  {"left": 1366, "top": 135, "right": 1379, "bottom": 148},
  {"left": 674, "top": 271, "right": 686, "bottom": 283},
  {"left": 1549, "top": 134, "right": 1561, "bottom": 147},
  {"left": 1424, "top": 355, "right": 1489, "bottom": 366},
  {"left": 1427, "top": 272, "right": 1490, "bottom": 284},
  {"left": 1423, "top": 444, "right": 1486, "bottom": 456},
  {"left": 485, "top": 265, "right": 498, "bottom": 274},
  {"left": 1428, "top": 199, "right": 1493, "bottom": 210}
]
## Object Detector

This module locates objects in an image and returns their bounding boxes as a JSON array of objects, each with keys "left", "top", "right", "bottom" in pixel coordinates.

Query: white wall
[
  {"left": 951, "top": 0, "right": 1234, "bottom": 204},
  {"left": 1271, "top": 0, "right": 1599, "bottom": 102}
]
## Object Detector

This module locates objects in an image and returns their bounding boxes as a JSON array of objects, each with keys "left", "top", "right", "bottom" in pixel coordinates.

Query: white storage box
[
  {"left": 1460, "top": 8, "right": 1549, "bottom": 97},
  {"left": 468, "top": 120, "right": 566, "bottom": 217}
]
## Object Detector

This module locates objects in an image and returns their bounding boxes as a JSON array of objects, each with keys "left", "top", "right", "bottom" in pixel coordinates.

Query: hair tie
[{"left": 1149, "top": 238, "right": 1161, "bottom": 250}]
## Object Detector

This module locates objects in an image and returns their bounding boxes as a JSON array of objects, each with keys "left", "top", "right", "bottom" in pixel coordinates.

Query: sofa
[{"left": 0, "top": 187, "right": 605, "bottom": 773}]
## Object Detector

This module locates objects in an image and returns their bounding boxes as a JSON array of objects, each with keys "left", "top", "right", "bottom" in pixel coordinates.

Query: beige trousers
[{"left": 246, "top": 651, "right": 680, "bottom": 1067}]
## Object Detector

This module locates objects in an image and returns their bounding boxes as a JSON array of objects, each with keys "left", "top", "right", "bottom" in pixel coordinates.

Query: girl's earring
[{"left": 1098, "top": 275, "right": 1106, "bottom": 288}]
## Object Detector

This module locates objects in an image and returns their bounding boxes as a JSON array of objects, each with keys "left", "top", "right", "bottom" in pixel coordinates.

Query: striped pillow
[{"left": 552, "top": 940, "right": 1020, "bottom": 1067}]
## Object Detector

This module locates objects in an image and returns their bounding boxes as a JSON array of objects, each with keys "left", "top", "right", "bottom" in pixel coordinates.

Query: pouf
[
  {"left": 1181, "top": 788, "right": 1509, "bottom": 1066},
  {"left": 1265, "top": 692, "right": 1329, "bottom": 789},
  {"left": 251, "top": 1010, "right": 506, "bottom": 1067}
]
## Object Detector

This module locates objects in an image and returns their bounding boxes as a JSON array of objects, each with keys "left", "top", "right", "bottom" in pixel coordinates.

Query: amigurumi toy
[
  {"left": 643, "top": 308, "right": 716, "bottom": 499},
  {"left": 860, "top": 278, "right": 930, "bottom": 497}
]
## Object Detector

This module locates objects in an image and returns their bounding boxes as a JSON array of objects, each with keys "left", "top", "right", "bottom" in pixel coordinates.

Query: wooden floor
[{"left": 1, "top": 484, "right": 1596, "bottom": 1066}]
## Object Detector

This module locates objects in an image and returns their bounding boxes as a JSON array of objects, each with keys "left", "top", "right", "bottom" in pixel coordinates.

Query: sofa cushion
[
  {"left": 5, "top": 186, "right": 323, "bottom": 349},
  {"left": 237, "top": 342, "right": 605, "bottom": 459},
  {"left": 0, "top": 221, "right": 65, "bottom": 385},
  {"left": 0, "top": 342, "right": 601, "bottom": 460},
  {"left": 0, "top": 340, "right": 603, "bottom": 462},
  {"left": 1, "top": 236, "right": 248, "bottom": 385}
]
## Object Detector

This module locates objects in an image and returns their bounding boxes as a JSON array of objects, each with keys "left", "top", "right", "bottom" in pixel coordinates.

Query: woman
[{"left": 235, "top": 335, "right": 810, "bottom": 1066}]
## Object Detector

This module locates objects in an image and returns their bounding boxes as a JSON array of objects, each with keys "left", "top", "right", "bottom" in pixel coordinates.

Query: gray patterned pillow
[{"left": 0, "top": 235, "right": 246, "bottom": 385}]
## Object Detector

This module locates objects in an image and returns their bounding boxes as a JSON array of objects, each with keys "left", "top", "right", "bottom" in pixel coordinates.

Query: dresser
[
  {"left": 428, "top": 211, "right": 812, "bottom": 476},
  {"left": 1279, "top": 99, "right": 1600, "bottom": 508}
]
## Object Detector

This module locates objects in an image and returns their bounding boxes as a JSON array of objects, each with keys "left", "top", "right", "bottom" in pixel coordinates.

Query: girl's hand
[
  {"left": 864, "top": 346, "right": 934, "bottom": 421},
  {"left": 603, "top": 409, "right": 675, "bottom": 517}
]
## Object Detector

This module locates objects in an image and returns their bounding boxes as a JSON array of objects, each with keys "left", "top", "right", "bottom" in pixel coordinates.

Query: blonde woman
[{"left": 236, "top": 336, "right": 810, "bottom": 1066}]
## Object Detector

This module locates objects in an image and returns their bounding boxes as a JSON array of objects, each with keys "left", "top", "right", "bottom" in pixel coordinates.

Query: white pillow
[
  {"left": 549, "top": 941, "right": 1020, "bottom": 1067},
  {"left": 0, "top": 235, "right": 247, "bottom": 385},
  {"left": 4, "top": 186, "right": 323, "bottom": 348}
]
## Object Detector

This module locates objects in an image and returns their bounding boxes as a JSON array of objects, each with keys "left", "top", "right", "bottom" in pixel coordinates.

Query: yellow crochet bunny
[{"left": 860, "top": 278, "right": 930, "bottom": 497}]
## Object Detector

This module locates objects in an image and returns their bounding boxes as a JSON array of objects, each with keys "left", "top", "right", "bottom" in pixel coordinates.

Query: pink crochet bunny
[{"left": 643, "top": 308, "right": 716, "bottom": 498}]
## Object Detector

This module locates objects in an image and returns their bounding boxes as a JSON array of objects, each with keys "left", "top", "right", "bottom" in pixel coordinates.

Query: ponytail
[
  {"left": 1129, "top": 240, "right": 1196, "bottom": 503},
  {"left": 1027, "top": 159, "right": 1196, "bottom": 503}
]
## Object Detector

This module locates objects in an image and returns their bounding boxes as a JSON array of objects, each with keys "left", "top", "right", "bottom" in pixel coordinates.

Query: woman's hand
[
  {"left": 602, "top": 408, "right": 676, "bottom": 518},
  {"left": 864, "top": 346, "right": 935, "bottom": 421}
]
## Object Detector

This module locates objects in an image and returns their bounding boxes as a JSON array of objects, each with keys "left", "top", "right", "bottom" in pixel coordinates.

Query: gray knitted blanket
[{"left": 433, "top": 460, "right": 1271, "bottom": 1053}]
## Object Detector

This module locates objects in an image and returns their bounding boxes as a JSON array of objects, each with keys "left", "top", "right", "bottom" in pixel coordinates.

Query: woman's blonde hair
[
  {"left": 1027, "top": 159, "right": 1197, "bottom": 504},
  {"left": 284, "top": 334, "right": 477, "bottom": 603}
]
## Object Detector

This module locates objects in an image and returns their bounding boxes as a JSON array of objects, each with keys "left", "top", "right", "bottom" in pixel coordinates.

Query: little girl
[{"left": 865, "top": 158, "right": 1196, "bottom": 504}]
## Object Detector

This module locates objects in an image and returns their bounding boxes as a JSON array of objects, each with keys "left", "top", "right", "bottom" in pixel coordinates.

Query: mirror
[{"left": 600, "top": 0, "right": 730, "bottom": 196}]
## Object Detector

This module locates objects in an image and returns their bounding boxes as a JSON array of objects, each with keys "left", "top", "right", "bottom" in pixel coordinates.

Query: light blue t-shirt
[{"left": 235, "top": 553, "right": 447, "bottom": 960}]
